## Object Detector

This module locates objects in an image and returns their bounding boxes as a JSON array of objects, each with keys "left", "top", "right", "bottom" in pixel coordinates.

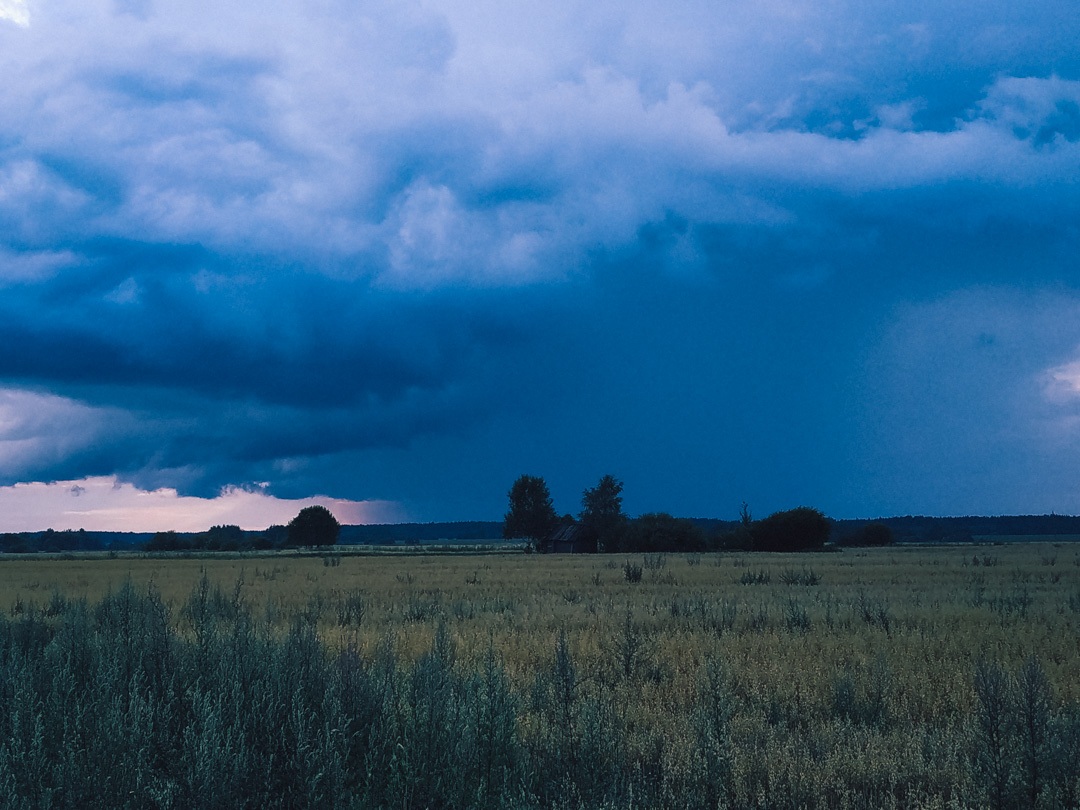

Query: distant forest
[
  {"left": 344, "top": 513, "right": 1080, "bottom": 546},
  {"left": 828, "top": 514, "right": 1080, "bottom": 544},
  {"left": 2, "top": 514, "right": 1080, "bottom": 554}
]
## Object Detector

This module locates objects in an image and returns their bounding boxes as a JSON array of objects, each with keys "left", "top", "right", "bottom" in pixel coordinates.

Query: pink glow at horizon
[{"left": 0, "top": 476, "right": 406, "bottom": 533}]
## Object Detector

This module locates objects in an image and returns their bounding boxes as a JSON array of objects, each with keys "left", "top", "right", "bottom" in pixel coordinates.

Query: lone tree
[
  {"left": 503, "top": 474, "right": 559, "bottom": 551},
  {"left": 752, "top": 506, "right": 830, "bottom": 552},
  {"left": 287, "top": 505, "right": 340, "bottom": 547},
  {"left": 579, "top": 474, "right": 627, "bottom": 553}
]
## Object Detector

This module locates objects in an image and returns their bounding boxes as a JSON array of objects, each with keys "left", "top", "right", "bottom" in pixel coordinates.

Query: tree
[
  {"left": 837, "top": 521, "right": 894, "bottom": 547},
  {"left": 579, "top": 474, "right": 627, "bottom": 553},
  {"left": 623, "top": 513, "right": 706, "bottom": 553},
  {"left": 503, "top": 475, "right": 559, "bottom": 551},
  {"left": 204, "top": 524, "right": 245, "bottom": 551},
  {"left": 261, "top": 524, "right": 288, "bottom": 548},
  {"left": 715, "top": 501, "right": 756, "bottom": 550},
  {"left": 146, "top": 531, "right": 185, "bottom": 552},
  {"left": 752, "top": 506, "right": 830, "bottom": 552},
  {"left": 287, "top": 505, "right": 341, "bottom": 547}
]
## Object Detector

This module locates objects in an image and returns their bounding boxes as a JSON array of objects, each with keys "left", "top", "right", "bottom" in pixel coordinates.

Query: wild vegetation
[{"left": 0, "top": 543, "right": 1078, "bottom": 808}]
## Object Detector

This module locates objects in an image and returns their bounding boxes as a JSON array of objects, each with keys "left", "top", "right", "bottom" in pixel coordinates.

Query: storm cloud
[{"left": 2, "top": 0, "right": 1079, "bottom": 525}]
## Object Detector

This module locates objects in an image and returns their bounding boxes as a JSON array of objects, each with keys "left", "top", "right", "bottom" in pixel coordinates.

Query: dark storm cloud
[
  {"left": 0, "top": 234, "right": 536, "bottom": 495},
  {"left": 2, "top": 0, "right": 1080, "bottom": 521},
  {"left": 0, "top": 241, "right": 521, "bottom": 406}
]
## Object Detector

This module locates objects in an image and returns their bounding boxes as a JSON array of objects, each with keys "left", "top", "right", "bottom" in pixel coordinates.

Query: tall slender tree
[
  {"left": 503, "top": 475, "right": 559, "bottom": 551},
  {"left": 579, "top": 474, "right": 626, "bottom": 553}
]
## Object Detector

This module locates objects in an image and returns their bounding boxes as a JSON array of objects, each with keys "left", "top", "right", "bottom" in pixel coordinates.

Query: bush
[
  {"left": 738, "top": 569, "right": 771, "bottom": 585},
  {"left": 778, "top": 568, "right": 820, "bottom": 586}
]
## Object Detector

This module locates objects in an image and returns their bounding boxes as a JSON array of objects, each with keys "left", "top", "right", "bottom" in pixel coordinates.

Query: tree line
[
  {"left": 503, "top": 474, "right": 882, "bottom": 553},
  {"left": 145, "top": 505, "right": 342, "bottom": 552}
]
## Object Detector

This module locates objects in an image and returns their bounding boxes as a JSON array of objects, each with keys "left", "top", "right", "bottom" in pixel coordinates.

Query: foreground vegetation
[{"left": 0, "top": 544, "right": 1078, "bottom": 808}]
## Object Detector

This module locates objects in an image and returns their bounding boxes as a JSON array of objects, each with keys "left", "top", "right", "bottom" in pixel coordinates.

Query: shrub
[
  {"left": 611, "top": 609, "right": 650, "bottom": 680},
  {"left": 1015, "top": 655, "right": 1052, "bottom": 809},
  {"left": 691, "top": 658, "right": 736, "bottom": 808},
  {"left": 974, "top": 658, "right": 1017, "bottom": 810},
  {"left": 738, "top": 569, "right": 771, "bottom": 585},
  {"left": 642, "top": 553, "right": 667, "bottom": 571},
  {"left": 336, "top": 592, "right": 365, "bottom": 626},
  {"left": 857, "top": 592, "right": 892, "bottom": 634},
  {"left": 830, "top": 657, "right": 890, "bottom": 727},
  {"left": 784, "top": 599, "right": 811, "bottom": 633},
  {"left": 778, "top": 567, "right": 820, "bottom": 586}
]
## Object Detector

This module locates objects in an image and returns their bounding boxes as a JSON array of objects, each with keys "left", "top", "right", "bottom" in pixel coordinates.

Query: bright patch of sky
[
  {"left": 0, "top": 476, "right": 401, "bottom": 533},
  {"left": 0, "top": 0, "right": 28, "bottom": 27}
]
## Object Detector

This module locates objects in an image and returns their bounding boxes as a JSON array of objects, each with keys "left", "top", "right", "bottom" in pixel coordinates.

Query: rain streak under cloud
[{"left": 1, "top": 0, "right": 1080, "bottom": 529}]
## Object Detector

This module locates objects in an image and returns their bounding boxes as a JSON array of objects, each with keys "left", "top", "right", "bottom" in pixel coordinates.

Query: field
[{"left": 0, "top": 543, "right": 1078, "bottom": 808}]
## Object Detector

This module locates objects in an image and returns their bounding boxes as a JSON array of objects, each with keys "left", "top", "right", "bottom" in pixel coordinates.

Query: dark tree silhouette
[
  {"left": 752, "top": 506, "right": 830, "bottom": 552},
  {"left": 623, "top": 513, "right": 706, "bottom": 553},
  {"left": 503, "top": 475, "right": 559, "bottom": 551},
  {"left": 204, "top": 524, "right": 245, "bottom": 551},
  {"left": 146, "top": 531, "right": 185, "bottom": 552},
  {"left": 841, "top": 521, "right": 894, "bottom": 547},
  {"left": 579, "top": 474, "right": 627, "bottom": 553},
  {"left": 287, "top": 505, "right": 341, "bottom": 547}
]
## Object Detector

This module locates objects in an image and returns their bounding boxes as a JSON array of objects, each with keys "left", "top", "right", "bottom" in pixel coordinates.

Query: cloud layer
[{"left": 2, "top": 0, "right": 1079, "bottom": 524}]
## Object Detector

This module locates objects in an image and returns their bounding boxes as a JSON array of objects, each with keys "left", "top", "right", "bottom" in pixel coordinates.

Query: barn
[{"left": 546, "top": 523, "right": 590, "bottom": 553}]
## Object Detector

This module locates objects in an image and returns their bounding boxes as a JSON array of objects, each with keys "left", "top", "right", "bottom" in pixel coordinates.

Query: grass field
[{"left": 1, "top": 543, "right": 1078, "bottom": 808}]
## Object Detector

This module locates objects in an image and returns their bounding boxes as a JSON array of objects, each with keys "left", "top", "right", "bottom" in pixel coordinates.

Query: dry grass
[
  {"left": 3, "top": 543, "right": 1078, "bottom": 701},
  {"left": 2, "top": 542, "right": 1079, "bottom": 807}
]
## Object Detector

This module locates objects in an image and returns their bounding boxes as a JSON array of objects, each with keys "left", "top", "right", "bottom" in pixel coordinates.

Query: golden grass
[{"left": 3, "top": 543, "right": 1077, "bottom": 713}]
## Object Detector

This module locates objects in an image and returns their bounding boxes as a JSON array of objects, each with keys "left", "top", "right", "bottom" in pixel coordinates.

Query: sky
[{"left": 1, "top": 0, "right": 1079, "bottom": 531}]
